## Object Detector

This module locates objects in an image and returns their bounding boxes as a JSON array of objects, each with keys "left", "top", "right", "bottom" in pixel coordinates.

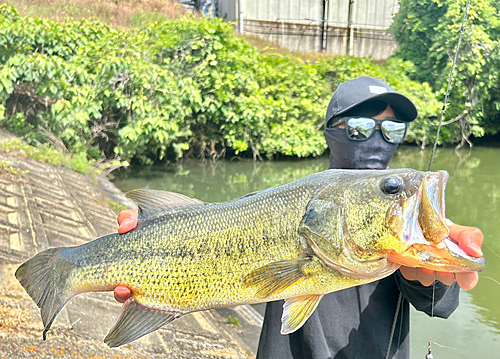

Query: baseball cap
[{"left": 325, "top": 77, "right": 418, "bottom": 125}]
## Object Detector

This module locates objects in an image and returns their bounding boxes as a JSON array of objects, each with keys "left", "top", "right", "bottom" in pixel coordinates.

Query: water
[{"left": 112, "top": 146, "right": 500, "bottom": 358}]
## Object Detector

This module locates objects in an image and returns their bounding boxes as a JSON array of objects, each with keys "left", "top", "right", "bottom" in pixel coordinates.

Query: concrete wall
[{"left": 217, "top": 0, "right": 399, "bottom": 60}]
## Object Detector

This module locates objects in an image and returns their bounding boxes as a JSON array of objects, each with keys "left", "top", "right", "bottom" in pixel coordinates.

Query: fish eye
[{"left": 380, "top": 177, "right": 403, "bottom": 195}]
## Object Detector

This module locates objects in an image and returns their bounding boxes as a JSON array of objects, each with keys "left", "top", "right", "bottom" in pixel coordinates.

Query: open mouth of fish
[{"left": 387, "top": 170, "right": 486, "bottom": 272}]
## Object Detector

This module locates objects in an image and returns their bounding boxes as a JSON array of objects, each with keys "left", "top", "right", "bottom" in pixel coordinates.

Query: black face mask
[{"left": 324, "top": 127, "right": 398, "bottom": 170}]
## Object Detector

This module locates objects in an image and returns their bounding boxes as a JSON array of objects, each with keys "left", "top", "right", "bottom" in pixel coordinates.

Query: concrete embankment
[{"left": 0, "top": 133, "right": 262, "bottom": 358}]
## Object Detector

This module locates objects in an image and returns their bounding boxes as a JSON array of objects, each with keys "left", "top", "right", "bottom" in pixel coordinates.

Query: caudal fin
[{"left": 15, "top": 248, "right": 72, "bottom": 340}]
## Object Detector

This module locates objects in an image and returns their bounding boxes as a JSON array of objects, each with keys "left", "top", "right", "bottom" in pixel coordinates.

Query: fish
[{"left": 15, "top": 169, "right": 486, "bottom": 347}]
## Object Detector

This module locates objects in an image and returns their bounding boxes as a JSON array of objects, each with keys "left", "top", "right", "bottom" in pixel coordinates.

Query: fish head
[
  {"left": 300, "top": 169, "right": 486, "bottom": 279},
  {"left": 384, "top": 169, "right": 486, "bottom": 273}
]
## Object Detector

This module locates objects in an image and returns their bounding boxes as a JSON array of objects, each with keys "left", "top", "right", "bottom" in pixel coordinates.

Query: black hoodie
[{"left": 256, "top": 128, "right": 459, "bottom": 359}]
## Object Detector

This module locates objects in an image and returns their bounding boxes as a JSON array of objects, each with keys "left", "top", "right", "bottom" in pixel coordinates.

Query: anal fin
[
  {"left": 281, "top": 294, "right": 323, "bottom": 334},
  {"left": 104, "top": 299, "right": 183, "bottom": 347}
]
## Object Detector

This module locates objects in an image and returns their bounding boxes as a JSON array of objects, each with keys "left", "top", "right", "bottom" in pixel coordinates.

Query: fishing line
[
  {"left": 396, "top": 294, "right": 404, "bottom": 350},
  {"left": 426, "top": 339, "right": 458, "bottom": 359},
  {"left": 388, "top": 2, "right": 471, "bottom": 357},
  {"left": 480, "top": 244, "right": 500, "bottom": 286},
  {"left": 480, "top": 276, "right": 500, "bottom": 287},
  {"left": 426, "top": 2, "right": 471, "bottom": 357},
  {"left": 426, "top": 273, "right": 437, "bottom": 359},
  {"left": 428, "top": 0, "right": 471, "bottom": 172},
  {"left": 483, "top": 242, "right": 500, "bottom": 259},
  {"left": 385, "top": 292, "right": 403, "bottom": 359},
  {"left": 431, "top": 274, "right": 435, "bottom": 319},
  {"left": 429, "top": 341, "right": 457, "bottom": 351},
  {"left": 479, "top": 243, "right": 500, "bottom": 287}
]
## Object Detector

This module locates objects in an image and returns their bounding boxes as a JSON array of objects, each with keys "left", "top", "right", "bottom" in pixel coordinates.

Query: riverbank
[{"left": 0, "top": 132, "right": 261, "bottom": 358}]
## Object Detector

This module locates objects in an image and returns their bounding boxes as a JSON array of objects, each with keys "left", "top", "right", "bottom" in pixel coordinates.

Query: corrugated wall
[{"left": 217, "top": 0, "right": 399, "bottom": 59}]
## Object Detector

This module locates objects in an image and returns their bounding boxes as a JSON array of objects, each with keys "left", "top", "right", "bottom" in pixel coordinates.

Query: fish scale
[
  {"left": 15, "top": 169, "right": 486, "bottom": 347},
  {"left": 68, "top": 173, "right": 322, "bottom": 310}
]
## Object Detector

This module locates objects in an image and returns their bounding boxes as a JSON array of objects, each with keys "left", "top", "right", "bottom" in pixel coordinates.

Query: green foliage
[
  {"left": 256, "top": 55, "right": 330, "bottom": 158},
  {"left": 0, "top": 139, "right": 98, "bottom": 174},
  {"left": 0, "top": 5, "right": 443, "bottom": 166},
  {"left": 0, "top": 159, "right": 29, "bottom": 176},
  {"left": 0, "top": 4, "right": 20, "bottom": 22},
  {"left": 107, "top": 199, "right": 128, "bottom": 213},
  {"left": 227, "top": 316, "right": 241, "bottom": 326},
  {"left": 392, "top": 0, "right": 500, "bottom": 146}
]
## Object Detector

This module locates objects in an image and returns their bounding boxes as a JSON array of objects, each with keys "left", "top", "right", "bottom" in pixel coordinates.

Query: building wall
[{"left": 217, "top": 0, "right": 399, "bottom": 60}]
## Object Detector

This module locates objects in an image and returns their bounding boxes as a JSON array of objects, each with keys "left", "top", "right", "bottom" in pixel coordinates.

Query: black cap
[{"left": 325, "top": 77, "right": 418, "bottom": 125}]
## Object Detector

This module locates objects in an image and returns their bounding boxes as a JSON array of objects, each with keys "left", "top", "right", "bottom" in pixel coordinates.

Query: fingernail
[{"left": 470, "top": 242, "right": 483, "bottom": 256}]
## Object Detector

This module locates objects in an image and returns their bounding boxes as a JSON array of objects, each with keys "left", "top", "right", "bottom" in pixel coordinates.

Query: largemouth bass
[{"left": 15, "top": 169, "right": 485, "bottom": 347}]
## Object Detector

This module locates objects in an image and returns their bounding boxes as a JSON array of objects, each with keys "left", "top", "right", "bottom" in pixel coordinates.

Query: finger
[
  {"left": 448, "top": 224, "right": 483, "bottom": 257},
  {"left": 114, "top": 285, "right": 132, "bottom": 303},
  {"left": 117, "top": 209, "right": 134, "bottom": 225},
  {"left": 117, "top": 209, "right": 138, "bottom": 225},
  {"left": 399, "top": 266, "right": 418, "bottom": 281},
  {"left": 456, "top": 272, "right": 479, "bottom": 291},
  {"left": 417, "top": 268, "right": 436, "bottom": 287},
  {"left": 117, "top": 209, "right": 139, "bottom": 234},
  {"left": 434, "top": 271, "right": 456, "bottom": 286}
]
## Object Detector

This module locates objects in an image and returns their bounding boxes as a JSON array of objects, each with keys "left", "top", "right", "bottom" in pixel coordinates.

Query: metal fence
[{"left": 217, "top": 0, "right": 399, "bottom": 59}]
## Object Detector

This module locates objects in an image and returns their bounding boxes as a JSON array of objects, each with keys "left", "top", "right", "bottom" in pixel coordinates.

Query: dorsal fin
[
  {"left": 126, "top": 189, "right": 205, "bottom": 210},
  {"left": 125, "top": 189, "right": 206, "bottom": 224}
]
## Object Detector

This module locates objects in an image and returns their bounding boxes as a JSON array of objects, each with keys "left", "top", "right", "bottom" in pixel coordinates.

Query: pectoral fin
[
  {"left": 104, "top": 299, "right": 183, "bottom": 347},
  {"left": 243, "top": 258, "right": 312, "bottom": 298},
  {"left": 281, "top": 294, "right": 323, "bottom": 334}
]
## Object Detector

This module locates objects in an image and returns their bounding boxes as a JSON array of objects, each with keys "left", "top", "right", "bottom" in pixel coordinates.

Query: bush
[
  {"left": 392, "top": 0, "right": 500, "bottom": 147},
  {"left": 0, "top": 5, "right": 442, "bottom": 166}
]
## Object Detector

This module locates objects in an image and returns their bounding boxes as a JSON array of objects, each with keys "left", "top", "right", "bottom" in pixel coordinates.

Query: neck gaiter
[{"left": 324, "top": 127, "right": 398, "bottom": 170}]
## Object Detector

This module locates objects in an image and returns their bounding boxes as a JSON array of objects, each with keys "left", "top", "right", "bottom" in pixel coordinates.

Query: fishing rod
[
  {"left": 428, "top": 0, "right": 471, "bottom": 172},
  {"left": 426, "top": 2, "right": 471, "bottom": 359},
  {"left": 386, "top": 2, "right": 472, "bottom": 359}
]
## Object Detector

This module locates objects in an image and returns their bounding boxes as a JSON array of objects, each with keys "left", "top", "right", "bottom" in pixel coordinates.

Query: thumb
[{"left": 448, "top": 223, "right": 483, "bottom": 257}]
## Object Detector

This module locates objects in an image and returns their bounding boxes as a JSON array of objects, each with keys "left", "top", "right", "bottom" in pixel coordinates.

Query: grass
[
  {"left": 227, "top": 315, "right": 241, "bottom": 326},
  {"left": 107, "top": 199, "right": 128, "bottom": 213},
  {"left": 3, "top": 0, "right": 188, "bottom": 28},
  {"left": 0, "top": 159, "right": 29, "bottom": 178},
  {"left": 0, "top": 139, "right": 98, "bottom": 175}
]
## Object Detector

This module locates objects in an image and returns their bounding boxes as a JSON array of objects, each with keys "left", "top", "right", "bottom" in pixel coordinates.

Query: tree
[{"left": 392, "top": 0, "right": 500, "bottom": 148}]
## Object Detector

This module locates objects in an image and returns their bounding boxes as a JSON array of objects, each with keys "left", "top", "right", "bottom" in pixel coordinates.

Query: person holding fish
[
  {"left": 15, "top": 77, "right": 485, "bottom": 353},
  {"left": 112, "top": 77, "right": 484, "bottom": 359}
]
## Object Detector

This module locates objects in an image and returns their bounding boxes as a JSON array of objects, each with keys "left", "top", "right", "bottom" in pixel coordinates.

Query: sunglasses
[{"left": 331, "top": 117, "right": 409, "bottom": 144}]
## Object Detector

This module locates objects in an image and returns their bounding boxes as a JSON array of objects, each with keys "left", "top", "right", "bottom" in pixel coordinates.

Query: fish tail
[{"left": 15, "top": 247, "right": 73, "bottom": 340}]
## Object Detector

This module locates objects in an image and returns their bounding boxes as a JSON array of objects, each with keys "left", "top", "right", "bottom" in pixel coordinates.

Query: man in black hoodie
[
  {"left": 114, "top": 77, "right": 483, "bottom": 359},
  {"left": 256, "top": 77, "right": 483, "bottom": 359}
]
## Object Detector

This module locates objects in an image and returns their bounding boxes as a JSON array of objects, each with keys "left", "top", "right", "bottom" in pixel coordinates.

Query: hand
[
  {"left": 117, "top": 209, "right": 139, "bottom": 234},
  {"left": 114, "top": 209, "right": 139, "bottom": 303},
  {"left": 399, "top": 223, "right": 484, "bottom": 290}
]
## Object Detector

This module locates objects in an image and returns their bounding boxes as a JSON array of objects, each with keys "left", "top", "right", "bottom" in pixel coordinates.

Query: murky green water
[{"left": 112, "top": 146, "right": 500, "bottom": 358}]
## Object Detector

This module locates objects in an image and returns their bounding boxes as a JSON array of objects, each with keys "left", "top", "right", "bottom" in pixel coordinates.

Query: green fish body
[{"left": 15, "top": 169, "right": 486, "bottom": 347}]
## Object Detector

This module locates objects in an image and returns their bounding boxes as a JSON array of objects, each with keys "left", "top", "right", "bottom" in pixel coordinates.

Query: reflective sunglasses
[{"left": 331, "top": 117, "right": 409, "bottom": 144}]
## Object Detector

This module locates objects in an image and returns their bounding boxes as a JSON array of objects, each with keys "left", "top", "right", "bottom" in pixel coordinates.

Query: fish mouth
[{"left": 388, "top": 170, "right": 486, "bottom": 273}]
